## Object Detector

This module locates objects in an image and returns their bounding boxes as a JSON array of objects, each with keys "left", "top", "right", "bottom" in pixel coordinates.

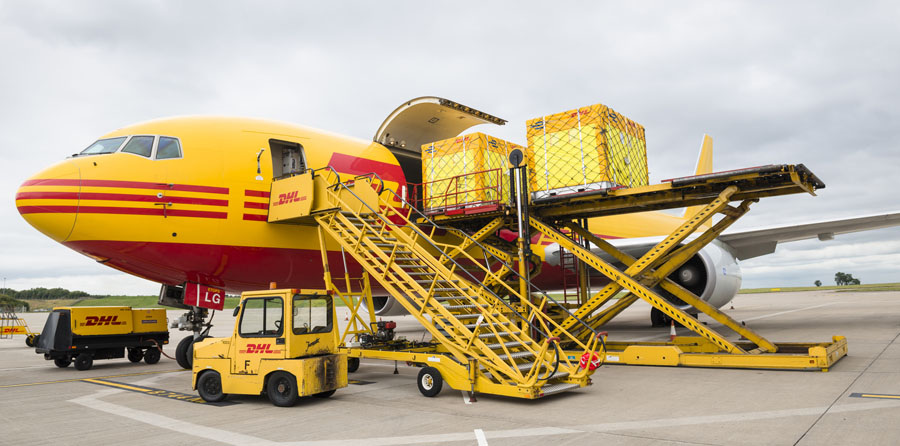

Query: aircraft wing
[{"left": 718, "top": 211, "right": 900, "bottom": 260}]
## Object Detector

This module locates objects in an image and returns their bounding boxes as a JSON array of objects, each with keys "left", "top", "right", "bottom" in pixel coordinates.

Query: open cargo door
[{"left": 374, "top": 97, "right": 506, "bottom": 184}]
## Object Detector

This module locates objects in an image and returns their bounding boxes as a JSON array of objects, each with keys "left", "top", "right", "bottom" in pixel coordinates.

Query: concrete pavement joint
[{"left": 792, "top": 328, "right": 900, "bottom": 445}]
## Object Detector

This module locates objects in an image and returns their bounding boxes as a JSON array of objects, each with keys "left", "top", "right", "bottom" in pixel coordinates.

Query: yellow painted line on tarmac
[
  {"left": 0, "top": 369, "right": 186, "bottom": 389},
  {"left": 851, "top": 393, "right": 900, "bottom": 400},
  {"left": 82, "top": 378, "right": 152, "bottom": 392}
]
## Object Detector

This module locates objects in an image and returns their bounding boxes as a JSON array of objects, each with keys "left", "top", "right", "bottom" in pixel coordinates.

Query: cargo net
[
  {"left": 525, "top": 103, "right": 648, "bottom": 200},
  {"left": 421, "top": 133, "right": 519, "bottom": 211}
]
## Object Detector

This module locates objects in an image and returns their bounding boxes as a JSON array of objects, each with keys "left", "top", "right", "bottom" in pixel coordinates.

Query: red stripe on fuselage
[
  {"left": 15, "top": 191, "right": 227, "bottom": 207},
  {"left": 243, "top": 201, "right": 269, "bottom": 210},
  {"left": 21, "top": 179, "right": 229, "bottom": 195},
  {"left": 328, "top": 152, "right": 407, "bottom": 185},
  {"left": 17, "top": 205, "right": 226, "bottom": 219},
  {"left": 242, "top": 214, "right": 268, "bottom": 221},
  {"left": 245, "top": 190, "right": 271, "bottom": 198}
]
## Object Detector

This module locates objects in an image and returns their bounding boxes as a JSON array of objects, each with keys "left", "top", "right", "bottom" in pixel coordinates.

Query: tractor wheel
[
  {"left": 74, "top": 354, "right": 93, "bottom": 371},
  {"left": 417, "top": 367, "right": 443, "bottom": 397},
  {"left": 267, "top": 371, "right": 299, "bottom": 407},
  {"left": 197, "top": 371, "right": 227, "bottom": 403}
]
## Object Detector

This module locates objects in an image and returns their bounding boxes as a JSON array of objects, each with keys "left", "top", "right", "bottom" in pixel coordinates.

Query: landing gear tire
[
  {"left": 267, "top": 371, "right": 299, "bottom": 407},
  {"left": 176, "top": 335, "right": 203, "bottom": 370},
  {"left": 74, "top": 353, "right": 93, "bottom": 371},
  {"left": 25, "top": 334, "right": 35, "bottom": 347},
  {"left": 417, "top": 367, "right": 443, "bottom": 397},
  {"left": 347, "top": 357, "right": 360, "bottom": 373},
  {"left": 127, "top": 348, "right": 144, "bottom": 363},
  {"left": 314, "top": 389, "right": 336, "bottom": 398},
  {"left": 54, "top": 357, "right": 71, "bottom": 368},
  {"left": 650, "top": 308, "right": 671, "bottom": 327},
  {"left": 144, "top": 347, "right": 161, "bottom": 365},
  {"left": 197, "top": 371, "right": 227, "bottom": 403}
]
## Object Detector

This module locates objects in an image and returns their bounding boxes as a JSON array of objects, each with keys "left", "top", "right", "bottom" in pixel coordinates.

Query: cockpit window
[
  {"left": 121, "top": 136, "right": 154, "bottom": 158},
  {"left": 80, "top": 137, "right": 127, "bottom": 155},
  {"left": 156, "top": 137, "right": 182, "bottom": 159}
]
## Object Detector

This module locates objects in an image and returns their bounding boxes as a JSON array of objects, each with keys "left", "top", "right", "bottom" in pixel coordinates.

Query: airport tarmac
[{"left": 2, "top": 290, "right": 899, "bottom": 445}]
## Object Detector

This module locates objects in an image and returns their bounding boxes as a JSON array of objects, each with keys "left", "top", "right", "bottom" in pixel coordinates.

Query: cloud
[{"left": 1, "top": 1, "right": 899, "bottom": 294}]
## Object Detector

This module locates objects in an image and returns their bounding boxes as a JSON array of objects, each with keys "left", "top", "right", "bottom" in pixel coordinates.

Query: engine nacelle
[{"left": 543, "top": 238, "right": 742, "bottom": 313}]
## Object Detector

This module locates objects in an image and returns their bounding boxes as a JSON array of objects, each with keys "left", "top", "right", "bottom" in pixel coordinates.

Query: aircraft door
[
  {"left": 270, "top": 139, "right": 307, "bottom": 179},
  {"left": 232, "top": 296, "right": 286, "bottom": 374}
]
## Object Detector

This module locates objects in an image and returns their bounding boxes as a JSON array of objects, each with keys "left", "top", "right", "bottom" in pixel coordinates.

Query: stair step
[
  {"left": 431, "top": 288, "right": 458, "bottom": 292},
  {"left": 443, "top": 304, "right": 489, "bottom": 310},
  {"left": 496, "top": 351, "right": 535, "bottom": 361},
  {"left": 539, "top": 383, "right": 581, "bottom": 397},
  {"left": 405, "top": 272, "right": 434, "bottom": 276},
  {"left": 374, "top": 243, "right": 395, "bottom": 248},
  {"left": 414, "top": 279, "right": 458, "bottom": 284},
  {"left": 486, "top": 340, "right": 531, "bottom": 349},
  {"left": 477, "top": 331, "right": 514, "bottom": 339},
  {"left": 433, "top": 295, "right": 469, "bottom": 302},
  {"left": 464, "top": 321, "right": 510, "bottom": 329}
]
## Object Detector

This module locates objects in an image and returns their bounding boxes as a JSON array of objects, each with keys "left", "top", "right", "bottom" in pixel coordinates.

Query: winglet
[{"left": 683, "top": 135, "right": 714, "bottom": 220}]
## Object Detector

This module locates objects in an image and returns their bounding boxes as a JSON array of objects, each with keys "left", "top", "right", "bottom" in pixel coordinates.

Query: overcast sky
[{"left": 1, "top": 1, "right": 898, "bottom": 295}]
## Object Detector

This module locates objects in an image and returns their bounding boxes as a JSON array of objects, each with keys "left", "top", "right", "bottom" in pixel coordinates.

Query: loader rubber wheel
[
  {"left": 54, "top": 357, "right": 71, "bottom": 368},
  {"left": 127, "top": 348, "right": 144, "bottom": 363},
  {"left": 347, "top": 357, "right": 360, "bottom": 373},
  {"left": 25, "top": 334, "right": 35, "bottom": 347},
  {"left": 417, "top": 367, "right": 443, "bottom": 397},
  {"left": 74, "top": 354, "right": 93, "bottom": 371},
  {"left": 175, "top": 336, "right": 198, "bottom": 370},
  {"left": 314, "top": 389, "right": 336, "bottom": 398},
  {"left": 197, "top": 371, "right": 226, "bottom": 403},
  {"left": 143, "top": 347, "right": 161, "bottom": 365},
  {"left": 267, "top": 371, "right": 299, "bottom": 407}
]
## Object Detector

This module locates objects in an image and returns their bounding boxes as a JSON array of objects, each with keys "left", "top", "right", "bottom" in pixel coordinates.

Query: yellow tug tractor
[{"left": 192, "top": 288, "right": 348, "bottom": 407}]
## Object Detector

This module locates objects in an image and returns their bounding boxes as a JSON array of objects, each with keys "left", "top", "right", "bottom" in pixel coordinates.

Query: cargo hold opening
[{"left": 374, "top": 96, "right": 508, "bottom": 188}]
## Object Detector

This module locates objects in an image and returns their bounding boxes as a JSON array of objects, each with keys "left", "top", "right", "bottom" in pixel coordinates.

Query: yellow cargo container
[
  {"left": 132, "top": 308, "right": 168, "bottom": 334},
  {"left": 526, "top": 103, "right": 648, "bottom": 200},
  {"left": 421, "top": 133, "right": 520, "bottom": 210},
  {"left": 70, "top": 306, "right": 134, "bottom": 336}
]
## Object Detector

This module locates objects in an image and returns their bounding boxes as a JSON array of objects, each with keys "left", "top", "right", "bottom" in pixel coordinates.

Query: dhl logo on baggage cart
[{"left": 84, "top": 315, "right": 126, "bottom": 326}]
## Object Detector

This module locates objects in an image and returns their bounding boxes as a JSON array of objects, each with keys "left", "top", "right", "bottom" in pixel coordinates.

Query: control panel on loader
[{"left": 192, "top": 288, "right": 348, "bottom": 407}]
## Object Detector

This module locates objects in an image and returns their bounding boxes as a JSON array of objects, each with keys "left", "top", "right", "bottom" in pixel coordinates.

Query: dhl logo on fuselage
[
  {"left": 239, "top": 343, "right": 282, "bottom": 354},
  {"left": 83, "top": 315, "right": 126, "bottom": 326}
]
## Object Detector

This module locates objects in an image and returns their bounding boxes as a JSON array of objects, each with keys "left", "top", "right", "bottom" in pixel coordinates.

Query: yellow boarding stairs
[{"left": 269, "top": 168, "right": 605, "bottom": 399}]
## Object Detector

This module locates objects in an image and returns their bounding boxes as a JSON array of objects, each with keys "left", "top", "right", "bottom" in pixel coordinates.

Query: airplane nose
[{"left": 15, "top": 160, "right": 80, "bottom": 243}]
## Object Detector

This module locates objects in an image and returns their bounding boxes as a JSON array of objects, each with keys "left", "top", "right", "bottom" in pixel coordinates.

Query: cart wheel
[
  {"left": 197, "top": 371, "right": 227, "bottom": 403},
  {"left": 127, "top": 348, "right": 144, "bottom": 363},
  {"left": 54, "top": 357, "right": 71, "bottom": 368},
  {"left": 25, "top": 334, "right": 35, "bottom": 347},
  {"left": 347, "top": 357, "right": 360, "bottom": 373},
  {"left": 144, "top": 347, "right": 161, "bottom": 365},
  {"left": 267, "top": 371, "right": 299, "bottom": 407},
  {"left": 417, "top": 367, "right": 443, "bottom": 397},
  {"left": 314, "top": 389, "right": 336, "bottom": 398},
  {"left": 176, "top": 335, "right": 203, "bottom": 370},
  {"left": 74, "top": 354, "right": 93, "bottom": 371}
]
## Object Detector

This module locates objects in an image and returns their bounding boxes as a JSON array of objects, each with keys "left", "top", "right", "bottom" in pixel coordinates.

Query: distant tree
[
  {"left": 814, "top": 280, "right": 822, "bottom": 287},
  {"left": 834, "top": 272, "right": 860, "bottom": 286},
  {"left": 0, "top": 294, "right": 29, "bottom": 311}
]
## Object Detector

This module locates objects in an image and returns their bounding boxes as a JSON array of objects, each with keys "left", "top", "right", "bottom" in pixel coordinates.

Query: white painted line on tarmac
[
  {"left": 461, "top": 390, "right": 472, "bottom": 405},
  {"left": 474, "top": 428, "right": 488, "bottom": 445},
  {"left": 742, "top": 302, "right": 841, "bottom": 322}
]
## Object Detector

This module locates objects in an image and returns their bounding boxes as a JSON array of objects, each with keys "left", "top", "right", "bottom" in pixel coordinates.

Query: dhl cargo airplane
[{"left": 15, "top": 97, "right": 900, "bottom": 327}]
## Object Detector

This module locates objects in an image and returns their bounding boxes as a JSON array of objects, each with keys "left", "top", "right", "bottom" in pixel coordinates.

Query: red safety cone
[{"left": 669, "top": 320, "right": 677, "bottom": 342}]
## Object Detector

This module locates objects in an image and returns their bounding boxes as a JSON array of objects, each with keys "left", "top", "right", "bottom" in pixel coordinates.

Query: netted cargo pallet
[
  {"left": 526, "top": 103, "right": 648, "bottom": 200},
  {"left": 421, "top": 133, "right": 521, "bottom": 211}
]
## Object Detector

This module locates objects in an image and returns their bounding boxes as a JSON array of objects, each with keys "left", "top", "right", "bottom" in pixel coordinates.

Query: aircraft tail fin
[{"left": 683, "top": 134, "right": 714, "bottom": 219}]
